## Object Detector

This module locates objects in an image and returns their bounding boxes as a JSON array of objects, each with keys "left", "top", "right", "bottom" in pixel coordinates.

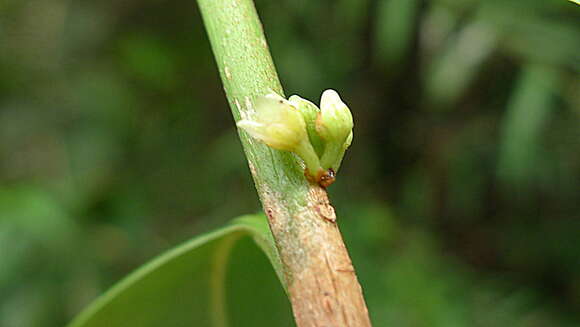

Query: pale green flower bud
[
  {"left": 237, "top": 90, "right": 354, "bottom": 187},
  {"left": 288, "top": 95, "right": 324, "bottom": 157},
  {"left": 316, "top": 89, "right": 354, "bottom": 171},
  {"left": 237, "top": 93, "right": 322, "bottom": 176},
  {"left": 316, "top": 89, "right": 354, "bottom": 142},
  {"left": 344, "top": 131, "right": 353, "bottom": 150}
]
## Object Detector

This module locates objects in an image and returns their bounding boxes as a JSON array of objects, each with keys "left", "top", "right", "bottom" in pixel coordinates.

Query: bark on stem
[{"left": 196, "top": 0, "right": 372, "bottom": 325}]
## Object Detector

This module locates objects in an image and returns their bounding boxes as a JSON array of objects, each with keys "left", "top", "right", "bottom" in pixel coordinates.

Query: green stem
[
  {"left": 196, "top": 0, "right": 305, "bottom": 201},
  {"left": 320, "top": 141, "right": 345, "bottom": 171},
  {"left": 296, "top": 138, "right": 323, "bottom": 177},
  {"left": 196, "top": 1, "right": 372, "bottom": 326}
]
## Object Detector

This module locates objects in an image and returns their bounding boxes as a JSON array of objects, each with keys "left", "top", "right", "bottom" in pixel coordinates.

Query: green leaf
[
  {"left": 497, "top": 65, "right": 557, "bottom": 189},
  {"left": 67, "top": 214, "right": 293, "bottom": 327},
  {"left": 375, "top": 0, "right": 420, "bottom": 67}
]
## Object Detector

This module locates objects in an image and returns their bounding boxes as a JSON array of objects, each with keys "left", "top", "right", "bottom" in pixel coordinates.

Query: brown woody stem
[{"left": 196, "top": 0, "right": 372, "bottom": 325}]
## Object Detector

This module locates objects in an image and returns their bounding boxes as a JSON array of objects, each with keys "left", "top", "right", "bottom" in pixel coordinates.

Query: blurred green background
[{"left": 1, "top": 0, "right": 579, "bottom": 326}]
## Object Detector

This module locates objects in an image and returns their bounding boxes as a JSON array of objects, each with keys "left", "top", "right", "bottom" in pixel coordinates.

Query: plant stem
[{"left": 196, "top": 0, "right": 372, "bottom": 325}]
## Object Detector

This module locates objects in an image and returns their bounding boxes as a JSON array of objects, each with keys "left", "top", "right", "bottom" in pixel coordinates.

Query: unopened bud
[
  {"left": 237, "top": 93, "right": 322, "bottom": 176},
  {"left": 288, "top": 95, "right": 324, "bottom": 157},
  {"left": 316, "top": 89, "right": 354, "bottom": 170}
]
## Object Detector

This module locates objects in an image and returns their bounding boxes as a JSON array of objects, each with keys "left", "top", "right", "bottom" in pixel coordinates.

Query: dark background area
[{"left": 1, "top": 0, "right": 579, "bottom": 326}]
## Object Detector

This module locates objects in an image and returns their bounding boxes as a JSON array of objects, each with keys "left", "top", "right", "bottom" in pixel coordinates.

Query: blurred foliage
[{"left": 1, "top": 0, "right": 579, "bottom": 326}]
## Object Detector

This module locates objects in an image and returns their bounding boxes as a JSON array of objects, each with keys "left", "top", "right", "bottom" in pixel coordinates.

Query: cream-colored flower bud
[
  {"left": 236, "top": 96, "right": 304, "bottom": 152},
  {"left": 344, "top": 131, "right": 353, "bottom": 150},
  {"left": 288, "top": 95, "right": 324, "bottom": 157},
  {"left": 316, "top": 89, "right": 354, "bottom": 170},
  {"left": 237, "top": 92, "right": 322, "bottom": 176},
  {"left": 316, "top": 89, "right": 354, "bottom": 143}
]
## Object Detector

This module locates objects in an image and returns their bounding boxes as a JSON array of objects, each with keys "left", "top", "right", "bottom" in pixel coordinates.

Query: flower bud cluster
[{"left": 237, "top": 89, "right": 353, "bottom": 187}]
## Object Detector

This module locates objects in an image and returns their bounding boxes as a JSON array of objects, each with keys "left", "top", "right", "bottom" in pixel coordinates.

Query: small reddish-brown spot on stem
[
  {"left": 318, "top": 169, "right": 336, "bottom": 188},
  {"left": 265, "top": 208, "right": 274, "bottom": 220},
  {"left": 304, "top": 168, "right": 336, "bottom": 188}
]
